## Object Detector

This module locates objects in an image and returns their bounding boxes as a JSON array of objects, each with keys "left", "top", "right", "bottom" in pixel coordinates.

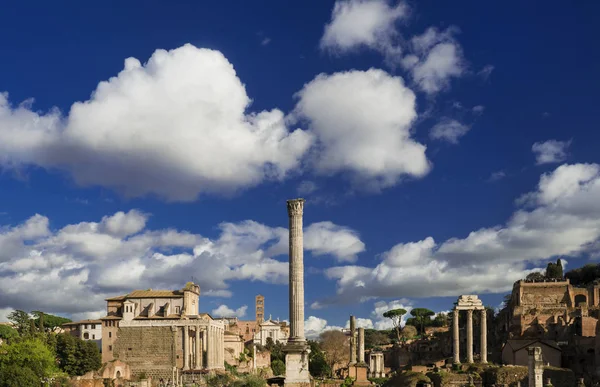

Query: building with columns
[
  {"left": 100, "top": 282, "right": 225, "bottom": 380},
  {"left": 453, "top": 295, "right": 487, "bottom": 364}
]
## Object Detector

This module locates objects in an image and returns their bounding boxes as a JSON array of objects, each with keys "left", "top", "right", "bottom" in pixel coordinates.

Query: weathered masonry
[{"left": 100, "top": 282, "right": 224, "bottom": 380}]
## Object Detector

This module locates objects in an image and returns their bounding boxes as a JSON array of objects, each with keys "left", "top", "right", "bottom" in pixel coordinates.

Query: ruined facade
[
  {"left": 100, "top": 282, "right": 224, "bottom": 380},
  {"left": 504, "top": 279, "right": 600, "bottom": 339}
]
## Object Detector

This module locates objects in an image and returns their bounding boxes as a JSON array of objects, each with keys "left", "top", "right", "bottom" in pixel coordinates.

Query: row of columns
[
  {"left": 453, "top": 308, "right": 487, "bottom": 364},
  {"left": 349, "top": 316, "right": 366, "bottom": 364},
  {"left": 180, "top": 324, "right": 224, "bottom": 370}
]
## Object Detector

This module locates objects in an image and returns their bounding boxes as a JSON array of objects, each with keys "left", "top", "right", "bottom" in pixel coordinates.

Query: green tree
[
  {"left": 364, "top": 329, "right": 391, "bottom": 349},
  {"left": 265, "top": 337, "right": 275, "bottom": 351},
  {"left": 383, "top": 308, "right": 407, "bottom": 343},
  {"left": 31, "top": 311, "right": 71, "bottom": 332},
  {"left": 269, "top": 341, "right": 285, "bottom": 363},
  {"left": 0, "top": 338, "right": 58, "bottom": 379},
  {"left": 308, "top": 340, "right": 331, "bottom": 378},
  {"left": 410, "top": 308, "right": 435, "bottom": 335},
  {"left": 0, "top": 364, "right": 40, "bottom": 387},
  {"left": 271, "top": 359, "right": 285, "bottom": 376},
  {"left": 545, "top": 259, "right": 563, "bottom": 280},
  {"left": 7, "top": 310, "right": 31, "bottom": 335},
  {"left": 55, "top": 333, "right": 101, "bottom": 376},
  {"left": 432, "top": 312, "right": 449, "bottom": 327},
  {"left": 0, "top": 325, "right": 18, "bottom": 344}
]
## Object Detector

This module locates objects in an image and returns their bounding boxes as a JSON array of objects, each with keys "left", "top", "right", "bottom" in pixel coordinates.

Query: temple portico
[{"left": 452, "top": 295, "right": 487, "bottom": 364}]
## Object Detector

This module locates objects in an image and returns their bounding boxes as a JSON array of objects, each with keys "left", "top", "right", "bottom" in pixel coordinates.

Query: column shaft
[
  {"left": 288, "top": 199, "right": 305, "bottom": 341},
  {"left": 480, "top": 309, "right": 487, "bottom": 364},
  {"left": 453, "top": 309, "right": 460, "bottom": 364},
  {"left": 466, "top": 309, "right": 473, "bottom": 363},
  {"left": 358, "top": 327, "right": 365, "bottom": 363},
  {"left": 195, "top": 327, "right": 201, "bottom": 369},
  {"left": 183, "top": 326, "right": 190, "bottom": 370},
  {"left": 350, "top": 316, "right": 357, "bottom": 364}
]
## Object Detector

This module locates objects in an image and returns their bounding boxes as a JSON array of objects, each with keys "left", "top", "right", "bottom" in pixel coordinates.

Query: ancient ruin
[
  {"left": 528, "top": 346, "right": 544, "bottom": 387},
  {"left": 283, "top": 198, "right": 311, "bottom": 386},
  {"left": 453, "top": 295, "right": 487, "bottom": 364}
]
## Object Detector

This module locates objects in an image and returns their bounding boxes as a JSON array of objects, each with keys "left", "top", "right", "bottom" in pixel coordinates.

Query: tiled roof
[
  {"left": 105, "top": 295, "right": 127, "bottom": 301},
  {"left": 100, "top": 316, "right": 123, "bottom": 320},
  {"left": 62, "top": 319, "right": 102, "bottom": 326},
  {"left": 127, "top": 290, "right": 183, "bottom": 298}
]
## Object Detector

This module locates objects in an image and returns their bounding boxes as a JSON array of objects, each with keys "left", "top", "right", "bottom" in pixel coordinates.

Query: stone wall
[
  {"left": 114, "top": 326, "right": 176, "bottom": 380},
  {"left": 428, "top": 372, "right": 481, "bottom": 387}
]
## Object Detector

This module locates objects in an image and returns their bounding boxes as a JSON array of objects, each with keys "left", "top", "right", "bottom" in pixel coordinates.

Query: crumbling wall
[{"left": 114, "top": 326, "right": 176, "bottom": 380}]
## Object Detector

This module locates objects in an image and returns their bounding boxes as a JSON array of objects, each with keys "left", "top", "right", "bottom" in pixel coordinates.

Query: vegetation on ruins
[
  {"left": 308, "top": 339, "right": 331, "bottom": 378},
  {"left": 0, "top": 325, "right": 18, "bottom": 344},
  {"left": 319, "top": 330, "right": 349, "bottom": 377},
  {"left": 565, "top": 263, "right": 600, "bottom": 286},
  {"left": 364, "top": 329, "right": 392, "bottom": 348},
  {"left": 383, "top": 308, "right": 407, "bottom": 342},
  {"left": 407, "top": 308, "right": 435, "bottom": 335},
  {"left": 271, "top": 359, "right": 285, "bottom": 376}
]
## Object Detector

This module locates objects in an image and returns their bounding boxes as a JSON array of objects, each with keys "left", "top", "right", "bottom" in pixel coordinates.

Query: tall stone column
[
  {"left": 288, "top": 198, "right": 306, "bottom": 342},
  {"left": 195, "top": 327, "right": 201, "bottom": 369},
  {"left": 183, "top": 326, "right": 190, "bottom": 370},
  {"left": 349, "top": 315, "right": 357, "bottom": 364},
  {"left": 453, "top": 309, "right": 460, "bottom": 364},
  {"left": 206, "top": 326, "right": 213, "bottom": 368},
  {"left": 480, "top": 309, "right": 487, "bottom": 364},
  {"left": 466, "top": 309, "right": 473, "bottom": 363},
  {"left": 284, "top": 198, "right": 310, "bottom": 385},
  {"left": 358, "top": 327, "right": 365, "bottom": 363},
  {"left": 528, "top": 346, "right": 543, "bottom": 387}
]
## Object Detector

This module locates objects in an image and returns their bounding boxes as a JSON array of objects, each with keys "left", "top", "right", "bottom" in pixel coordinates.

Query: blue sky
[{"left": 0, "top": 0, "right": 599, "bottom": 336}]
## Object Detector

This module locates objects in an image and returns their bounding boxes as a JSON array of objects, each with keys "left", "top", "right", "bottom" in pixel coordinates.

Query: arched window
[
  {"left": 246, "top": 327, "right": 250, "bottom": 334},
  {"left": 575, "top": 295, "right": 587, "bottom": 307},
  {"left": 116, "top": 370, "right": 121, "bottom": 378},
  {"left": 83, "top": 332, "right": 89, "bottom": 340}
]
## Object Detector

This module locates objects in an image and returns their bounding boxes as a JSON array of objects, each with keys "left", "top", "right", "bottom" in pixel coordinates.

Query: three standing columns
[{"left": 452, "top": 308, "right": 487, "bottom": 364}]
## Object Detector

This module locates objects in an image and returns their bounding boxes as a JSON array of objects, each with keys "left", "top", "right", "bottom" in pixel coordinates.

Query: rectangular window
[
  {"left": 109, "top": 345, "right": 112, "bottom": 351},
  {"left": 92, "top": 334, "right": 95, "bottom": 339},
  {"left": 91, "top": 324, "right": 95, "bottom": 329},
  {"left": 84, "top": 324, "right": 88, "bottom": 329},
  {"left": 109, "top": 332, "right": 112, "bottom": 338}
]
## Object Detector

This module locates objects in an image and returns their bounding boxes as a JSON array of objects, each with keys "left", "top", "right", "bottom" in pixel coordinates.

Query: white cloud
[
  {"left": 0, "top": 307, "right": 15, "bottom": 322},
  {"left": 472, "top": 105, "right": 485, "bottom": 114},
  {"left": 305, "top": 222, "right": 365, "bottom": 263},
  {"left": 294, "top": 69, "right": 430, "bottom": 190},
  {"left": 261, "top": 37, "right": 271, "bottom": 46},
  {"left": 403, "top": 28, "right": 466, "bottom": 94},
  {"left": 211, "top": 304, "right": 248, "bottom": 318},
  {"left": 477, "top": 65, "right": 495, "bottom": 80},
  {"left": 304, "top": 316, "right": 344, "bottom": 340},
  {"left": 0, "top": 211, "right": 364, "bottom": 317},
  {"left": 532, "top": 139, "right": 571, "bottom": 165},
  {"left": 370, "top": 299, "right": 413, "bottom": 330},
  {"left": 429, "top": 118, "right": 470, "bottom": 144},
  {"left": 297, "top": 180, "right": 318, "bottom": 195},
  {"left": 0, "top": 45, "right": 313, "bottom": 201},
  {"left": 320, "top": 0, "right": 407, "bottom": 56},
  {"left": 487, "top": 170, "right": 507, "bottom": 182},
  {"left": 321, "top": 163, "right": 600, "bottom": 304}
]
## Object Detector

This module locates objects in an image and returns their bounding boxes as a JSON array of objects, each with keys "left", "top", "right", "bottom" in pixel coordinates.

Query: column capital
[
  {"left": 466, "top": 309, "right": 473, "bottom": 316},
  {"left": 287, "top": 198, "right": 305, "bottom": 217}
]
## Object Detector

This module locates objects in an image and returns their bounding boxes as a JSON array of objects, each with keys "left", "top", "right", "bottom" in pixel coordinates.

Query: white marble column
[
  {"left": 183, "top": 326, "right": 190, "bottom": 370},
  {"left": 466, "top": 309, "right": 473, "bottom": 363},
  {"left": 206, "top": 326, "right": 213, "bottom": 368},
  {"left": 287, "top": 199, "right": 306, "bottom": 342},
  {"left": 358, "top": 327, "right": 365, "bottom": 363},
  {"left": 453, "top": 309, "right": 460, "bottom": 364},
  {"left": 195, "top": 327, "right": 201, "bottom": 369},
  {"left": 218, "top": 327, "right": 224, "bottom": 367},
  {"left": 480, "top": 309, "right": 487, "bottom": 364}
]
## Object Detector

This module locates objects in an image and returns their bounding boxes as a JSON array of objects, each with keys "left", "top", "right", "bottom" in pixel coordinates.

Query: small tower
[
  {"left": 256, "top": 295, "right": 264, "bottom": 324},
  {"left": 182, "top": 282, "right": 200, "bottom": 317}
]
